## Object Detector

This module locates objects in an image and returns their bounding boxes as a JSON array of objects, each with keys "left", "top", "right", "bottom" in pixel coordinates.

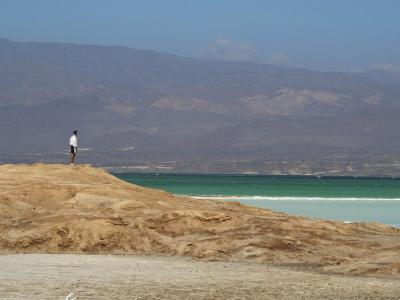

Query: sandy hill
[{"left": 0, "top": 164, "right": 399, "bottom": 277}]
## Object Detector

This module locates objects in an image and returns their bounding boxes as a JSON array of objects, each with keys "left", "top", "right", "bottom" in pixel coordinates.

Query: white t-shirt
[{"left": 69, "top": 135, "right": 78, "bottom": 147}]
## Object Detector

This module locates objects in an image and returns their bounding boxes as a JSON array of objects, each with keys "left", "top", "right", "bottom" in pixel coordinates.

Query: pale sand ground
[{"left": 0, "top": 254, "right": 399, "bottom": 300}]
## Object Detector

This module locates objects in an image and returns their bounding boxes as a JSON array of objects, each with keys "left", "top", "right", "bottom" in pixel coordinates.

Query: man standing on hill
[{"left": 69, "top": 130, "right": 78, "bottom": 165}]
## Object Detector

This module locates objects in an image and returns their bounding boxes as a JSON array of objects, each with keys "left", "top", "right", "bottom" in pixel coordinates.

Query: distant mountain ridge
[{"left": 0, "top": 39, "right": 400, "bottom": 175}]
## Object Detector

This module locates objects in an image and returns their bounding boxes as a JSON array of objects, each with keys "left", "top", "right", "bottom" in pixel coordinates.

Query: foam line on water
[{"left": 188, "top": 195, "right": 400, "bottom": 201}]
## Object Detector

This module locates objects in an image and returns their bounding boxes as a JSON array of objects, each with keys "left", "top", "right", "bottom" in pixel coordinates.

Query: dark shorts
[{"left": 70, "top": 146, "right": 77, "bottom": 154}]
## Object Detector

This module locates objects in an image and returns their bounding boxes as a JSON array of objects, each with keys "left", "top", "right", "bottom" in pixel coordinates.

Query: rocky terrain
[{"left": 1, "top": 164, "right": 399, "bottom": 278}]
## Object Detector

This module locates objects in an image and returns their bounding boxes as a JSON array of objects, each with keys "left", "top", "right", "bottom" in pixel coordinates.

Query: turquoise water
[{"left": 116, "top": 174, "right": 400, "bottom": 227}]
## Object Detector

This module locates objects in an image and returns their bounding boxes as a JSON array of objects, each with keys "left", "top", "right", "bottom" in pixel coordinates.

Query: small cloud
[
  {"left": 269, "top": 53, "right": 289, "bottom": 66},
  {"left": 202, "top": 38, "right": 257, "bottom": 62},
  {"left": 202, "top": 38, "right": 289, "bottom": 67},
  {"left": 370, "top": 64, "right": 400, "bottom": 73}
]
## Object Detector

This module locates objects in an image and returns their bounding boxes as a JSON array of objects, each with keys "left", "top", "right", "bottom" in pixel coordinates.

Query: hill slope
[
  {"left": 0, "top": 164, "right": 399, "bottom": 277},
  {"left": 1, "top": 39, "right": 400, "bottom": 174}
]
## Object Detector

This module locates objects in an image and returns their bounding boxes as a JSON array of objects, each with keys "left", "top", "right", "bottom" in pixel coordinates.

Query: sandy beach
[{"left": 1, "top": 254, "right": 400, "bottom": 299}]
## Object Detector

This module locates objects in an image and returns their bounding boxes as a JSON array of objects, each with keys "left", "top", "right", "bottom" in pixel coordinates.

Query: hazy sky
[{"left": 0, "top": 0, "right": 399, "bottom": 71}]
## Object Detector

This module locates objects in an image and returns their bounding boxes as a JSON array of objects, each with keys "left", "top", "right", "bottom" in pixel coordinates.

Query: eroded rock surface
[{"left": 0, "top": 164, "right": 399, "bottom": 277}]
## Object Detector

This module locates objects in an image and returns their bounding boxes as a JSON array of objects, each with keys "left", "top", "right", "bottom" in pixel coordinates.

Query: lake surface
[{"left": 116, "top": 173, "right": 400, "bottom": 227}]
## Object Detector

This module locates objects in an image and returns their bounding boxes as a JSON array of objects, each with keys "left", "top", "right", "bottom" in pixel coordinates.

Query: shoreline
[
  {"left": 189, "top": 195, "right": 400, "bottom": 201},
  {"left": 113, "top": 170, "right": 400, "bottom": 180},
  {"left": 116, "top": 172, "right": 400, "bottom": 228}
]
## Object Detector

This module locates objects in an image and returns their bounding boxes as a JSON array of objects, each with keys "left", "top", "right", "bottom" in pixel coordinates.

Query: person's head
[{"left": 73, "top": 130, "right": 78, "bottom": 135}]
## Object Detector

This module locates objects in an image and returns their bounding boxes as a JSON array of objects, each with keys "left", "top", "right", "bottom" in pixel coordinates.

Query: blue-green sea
[{"left": 116, "top": 174, "right": 400, "bottom": 227}]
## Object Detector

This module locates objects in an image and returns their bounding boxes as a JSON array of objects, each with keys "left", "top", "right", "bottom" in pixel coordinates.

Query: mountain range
[{"left": 1, "top": 38, "right": 400, "bottom": 175}]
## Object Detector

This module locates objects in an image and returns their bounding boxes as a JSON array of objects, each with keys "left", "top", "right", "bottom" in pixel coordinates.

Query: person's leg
[{"left": 69, "top": 146, "right": 76, "bottom": 165}]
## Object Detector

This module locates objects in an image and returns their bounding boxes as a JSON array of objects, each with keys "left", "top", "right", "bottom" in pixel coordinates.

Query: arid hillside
[
  {"left": 0, "top": 164, "right": 399, "bottom": 277},
  {"left": 2, "top": 39, "right": 400, "bottom": 175}
]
